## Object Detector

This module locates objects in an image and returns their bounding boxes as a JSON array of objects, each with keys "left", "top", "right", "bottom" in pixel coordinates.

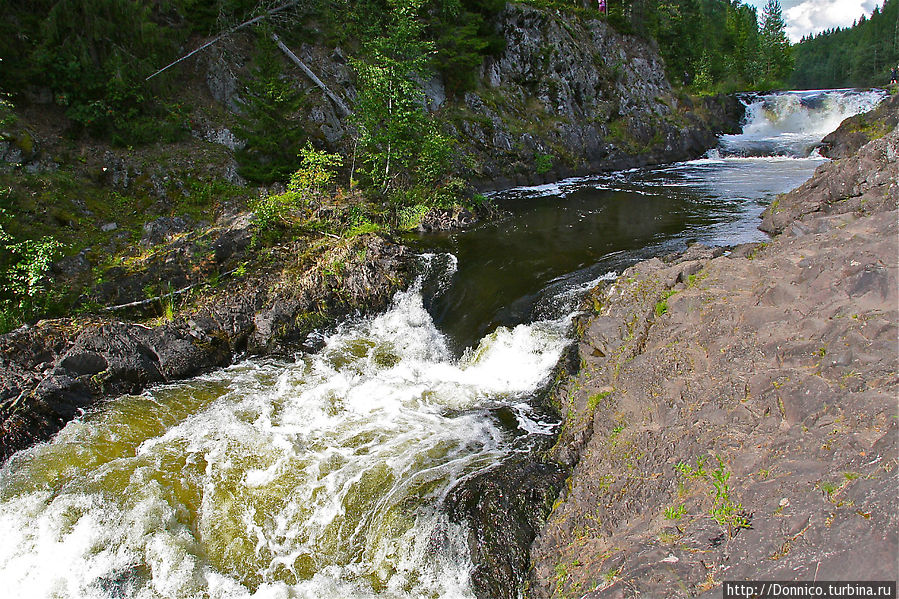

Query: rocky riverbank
[
  {"left": 0, "top": 233, "right": 411, "bottom": 463},
  {"left": 528, "top": 110, "right": 898, "bottom": 596}
]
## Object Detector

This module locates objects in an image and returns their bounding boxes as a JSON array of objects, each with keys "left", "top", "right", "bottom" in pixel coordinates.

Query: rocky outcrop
[
  {"left": 760, "top": 123, "right": 898, "bottom": 235},
  {"left": 818, "top": 93, "right": 899, "bottom": 159},
  {"left": 0, "top": 234, "right": 411, "bottom": 463},
  {"left": 528, "top": 130, "right": 898, "bottom": 595},
  {"left": 448, "top": 5, "right": 743, "bottom": 189},
  {"left": 196, "top": 4, "right": 743, "bottom": 191}
]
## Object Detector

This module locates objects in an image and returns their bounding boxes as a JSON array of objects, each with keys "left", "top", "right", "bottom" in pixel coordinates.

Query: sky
[{"left": 742, "top": 0, "right": 882, "bottom": 42}]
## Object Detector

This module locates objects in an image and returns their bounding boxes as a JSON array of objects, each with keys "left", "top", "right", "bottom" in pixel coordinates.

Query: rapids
[{"left": 0, "top": 88, "right": 887, "bottom": 598}]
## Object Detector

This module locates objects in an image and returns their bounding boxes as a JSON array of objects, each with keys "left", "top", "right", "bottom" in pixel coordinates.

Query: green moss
[{"left": 587, "top": 390, "right": 612, "bottom": 411}]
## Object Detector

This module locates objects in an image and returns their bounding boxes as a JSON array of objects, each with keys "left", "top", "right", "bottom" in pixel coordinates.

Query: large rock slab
[{"left": 530, "top": 127, "right": 899, "bottom": 597}]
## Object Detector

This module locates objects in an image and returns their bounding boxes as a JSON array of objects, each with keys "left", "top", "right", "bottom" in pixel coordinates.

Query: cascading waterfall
[
  {"left": 716, "top": 88, "right": 887, "bottom": 157},
  {"left": 0, "top": 255, "right": 570, "bottom": 599}
]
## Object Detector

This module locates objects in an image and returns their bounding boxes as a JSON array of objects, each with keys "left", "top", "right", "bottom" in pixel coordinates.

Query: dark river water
[
  {"left": 407, "top": 156, "right": 826, "bottom": 351},
  {"left": 0, "top": 89, "right": 886, "bottom": 599}
]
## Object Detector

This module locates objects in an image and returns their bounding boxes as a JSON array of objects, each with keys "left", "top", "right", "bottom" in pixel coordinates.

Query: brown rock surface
[{"left": 529, "top": 128, "right": 899, "bottom": 597}]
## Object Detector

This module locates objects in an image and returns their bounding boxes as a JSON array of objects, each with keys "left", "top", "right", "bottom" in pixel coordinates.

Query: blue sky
[{"left": 742, "top": 0, "right": 881, "bottom": 42}]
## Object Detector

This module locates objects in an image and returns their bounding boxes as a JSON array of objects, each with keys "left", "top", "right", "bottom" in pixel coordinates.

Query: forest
[
  {"left": 0, "top": 0, "right": 793, "bottom": 145},
  {"left": 790, "top": 0, "right": 899, "bottom": 89}
]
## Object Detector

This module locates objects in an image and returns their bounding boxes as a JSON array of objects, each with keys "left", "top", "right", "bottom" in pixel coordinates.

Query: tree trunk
[{"left": 271, "top": 33, "right": 352, "bottom": 117}]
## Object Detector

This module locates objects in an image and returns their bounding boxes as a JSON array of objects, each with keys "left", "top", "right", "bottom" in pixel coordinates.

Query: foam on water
[
  {"left": 0, "top": 259, "right": 572, "bottom": 599},
  {"left": 718, "top": 89, "right": 887, "bottom": 157}
]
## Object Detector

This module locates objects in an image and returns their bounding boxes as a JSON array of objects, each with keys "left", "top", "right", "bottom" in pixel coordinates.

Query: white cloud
[
  {"left": 784, "top": 0, "right": 880, "bottom": 41},
  {"left": 743, "top": 0, "right": 880, "bottom": 42}
]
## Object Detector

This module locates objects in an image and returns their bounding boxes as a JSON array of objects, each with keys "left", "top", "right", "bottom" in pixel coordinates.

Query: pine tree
[{"left": 760, "top": 0, "right": 793, "bottom": 84}]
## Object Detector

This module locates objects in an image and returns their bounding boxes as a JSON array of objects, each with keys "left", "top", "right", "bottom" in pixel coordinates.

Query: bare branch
[{"left": 145, "top": 1, "right": 299, "bottom": 81}]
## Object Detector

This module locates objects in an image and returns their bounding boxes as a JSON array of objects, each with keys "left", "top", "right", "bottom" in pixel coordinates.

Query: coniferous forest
[{"left": 790, "top": 0, "right": 899, "bottom": 89}]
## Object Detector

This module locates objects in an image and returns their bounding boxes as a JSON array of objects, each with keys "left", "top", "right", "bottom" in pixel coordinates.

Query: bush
[
  {"left": 0, "top": 209, "right": 65, "bottom": 333},
  {"left": 535, "top": 153, "right": 554, "bottom": 175}
]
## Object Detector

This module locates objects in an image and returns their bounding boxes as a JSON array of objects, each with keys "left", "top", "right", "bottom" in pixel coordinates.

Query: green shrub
[
  {"left": 535, "top": 153, "right": 554, "bottom": 175},
  {"left": 0, "top": 209, "right": 65, "bottom": 332}
]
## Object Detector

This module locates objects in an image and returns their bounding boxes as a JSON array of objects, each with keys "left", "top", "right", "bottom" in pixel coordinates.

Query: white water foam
[
  {"left": 718, "top": 89, "right": 887, "bottom": 157},
  {"left": 0, "top": 262, "right": 572, "bottom": 599}
]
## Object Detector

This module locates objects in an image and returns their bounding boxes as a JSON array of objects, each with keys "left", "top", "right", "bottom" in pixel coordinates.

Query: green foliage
[
  {"left": 352, "top": 0, "right": 436, "bottom": 194},
  {"left": 654, "top": 299, "right": 668, "bottom": 316},
  {"left": 37, "top": 0, "right": 183, "bottom": 141},
  {"left": 535, "top": 153, "right": 554, "bottom": 175},
  {"left": 0, "top": 0, "right": 198, "bottom": 143},
  {"left": 395, "top": 203, "right": 431, "bottom": 230},
  {"left": 251, "top": 192, "right": 298, "bottom": 235},
  {"left": 234, "top": 33, "right": 306, "bottom": 185},
  {"left": 0, "top": 89, "right": 16, "bottom": 134},
  {"left": 709, "top": 457, "right": 751, "bottom": 534},
  {"left": 597, "top": 0, "right": 767, "bottom": 91},
  {"left": 674, "top": 455, "right": 708, "bottom": 479},
  {"left": 674, "top": 454, "right": 750, "bottom": 538},
  {"left": 251, "top": 146, "right": 346, "bottom": 239},
  {"left": 290, "top": 145, "right": 344, "bottom": 197},
  {"left": 350, "top": 0, "right": 464, "bottom": 218},
  {"left": 0, "top": 207, "right": 65, "bottom": 333},
  {"left": 587, "top": 390, "right": 612, "bottom": 411},
  {"left": 663, "top": 503, "right": 686, "bottom": 520},
  {"left": 430, "top": 0, "right": 506, "bottom": 94},
  {"left": 791, "top": 0, "right": 899, "bottom": 89},
  {"left": 167, "top": 0, "right": 261, "bottom": 34}
]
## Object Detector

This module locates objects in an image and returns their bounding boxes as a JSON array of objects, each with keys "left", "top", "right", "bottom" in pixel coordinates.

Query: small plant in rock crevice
[{"left": 672, "top": 454, "right": 751, "bottom": 539}]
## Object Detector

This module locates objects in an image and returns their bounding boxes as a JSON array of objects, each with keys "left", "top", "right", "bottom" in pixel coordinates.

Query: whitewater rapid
[
  {"left": 0, "top": 87, "right": 888, "bottom": 599},
  {"left": 0, "top": 256, "right": 571, "bottom": 599}
]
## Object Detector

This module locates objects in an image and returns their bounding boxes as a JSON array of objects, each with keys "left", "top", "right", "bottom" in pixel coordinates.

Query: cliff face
[
  {"left": 199, "top": 4, "right": 742, "bottom": 191},
  {"left": 447, "top": 4, "right": 742, "bottom": 189}
]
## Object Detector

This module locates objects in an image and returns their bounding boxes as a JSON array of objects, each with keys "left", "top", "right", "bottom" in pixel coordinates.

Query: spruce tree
[
  {"left": 760, "top": 0, "right": 793, "bottom": 84},
  {"left": 234, "top": 34, "right": 306, "bottom": 185}
]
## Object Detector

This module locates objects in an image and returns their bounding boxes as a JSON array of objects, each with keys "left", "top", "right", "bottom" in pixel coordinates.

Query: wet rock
[
  {"left": 819, "top": 94, "right": 898, "bottom": 159},
  {"left": 0, "top": 235, "right": 411, "bottom": 463},
  {"left": 446, "top": 456, "right": 565, "bottom": 599}
]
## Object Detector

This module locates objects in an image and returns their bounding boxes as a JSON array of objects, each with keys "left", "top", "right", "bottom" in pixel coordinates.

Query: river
[{"left": 0, "top": 89, "right": 886, "bottom": 599}]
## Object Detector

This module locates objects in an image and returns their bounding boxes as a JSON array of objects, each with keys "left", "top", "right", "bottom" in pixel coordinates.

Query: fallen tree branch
[
  {"left": 103, "top": 268, "right": 239, "bottom": 312},
  {"left": 145, "top": 1, "right": 299, "bottom": 81},
  {"left": 271, "top": 33, "right": 352, "bottom": 117}
]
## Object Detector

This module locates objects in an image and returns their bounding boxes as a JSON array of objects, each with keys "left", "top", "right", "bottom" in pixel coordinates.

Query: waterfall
[
  {"left": 716, "top": 89, "right": 888, "bottom": 158},
  {"left": 0, "top": 255, "right": 570, "bottom": 599}
]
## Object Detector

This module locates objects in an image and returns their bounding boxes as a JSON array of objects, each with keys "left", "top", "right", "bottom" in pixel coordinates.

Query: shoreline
[
  {"left": 0, "top": 234, "right": 412, "bottom": 463},
  {"left": 527, "top": 114, "right": 898, "bottom": 596}
]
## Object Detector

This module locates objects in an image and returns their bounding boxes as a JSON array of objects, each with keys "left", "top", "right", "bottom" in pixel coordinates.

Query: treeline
[
  {"left": 592, "top": 0, "right": 792, "bottom": 91},
  {"left": 791, "top": 0, "right": 898, "bottom": 89}
]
